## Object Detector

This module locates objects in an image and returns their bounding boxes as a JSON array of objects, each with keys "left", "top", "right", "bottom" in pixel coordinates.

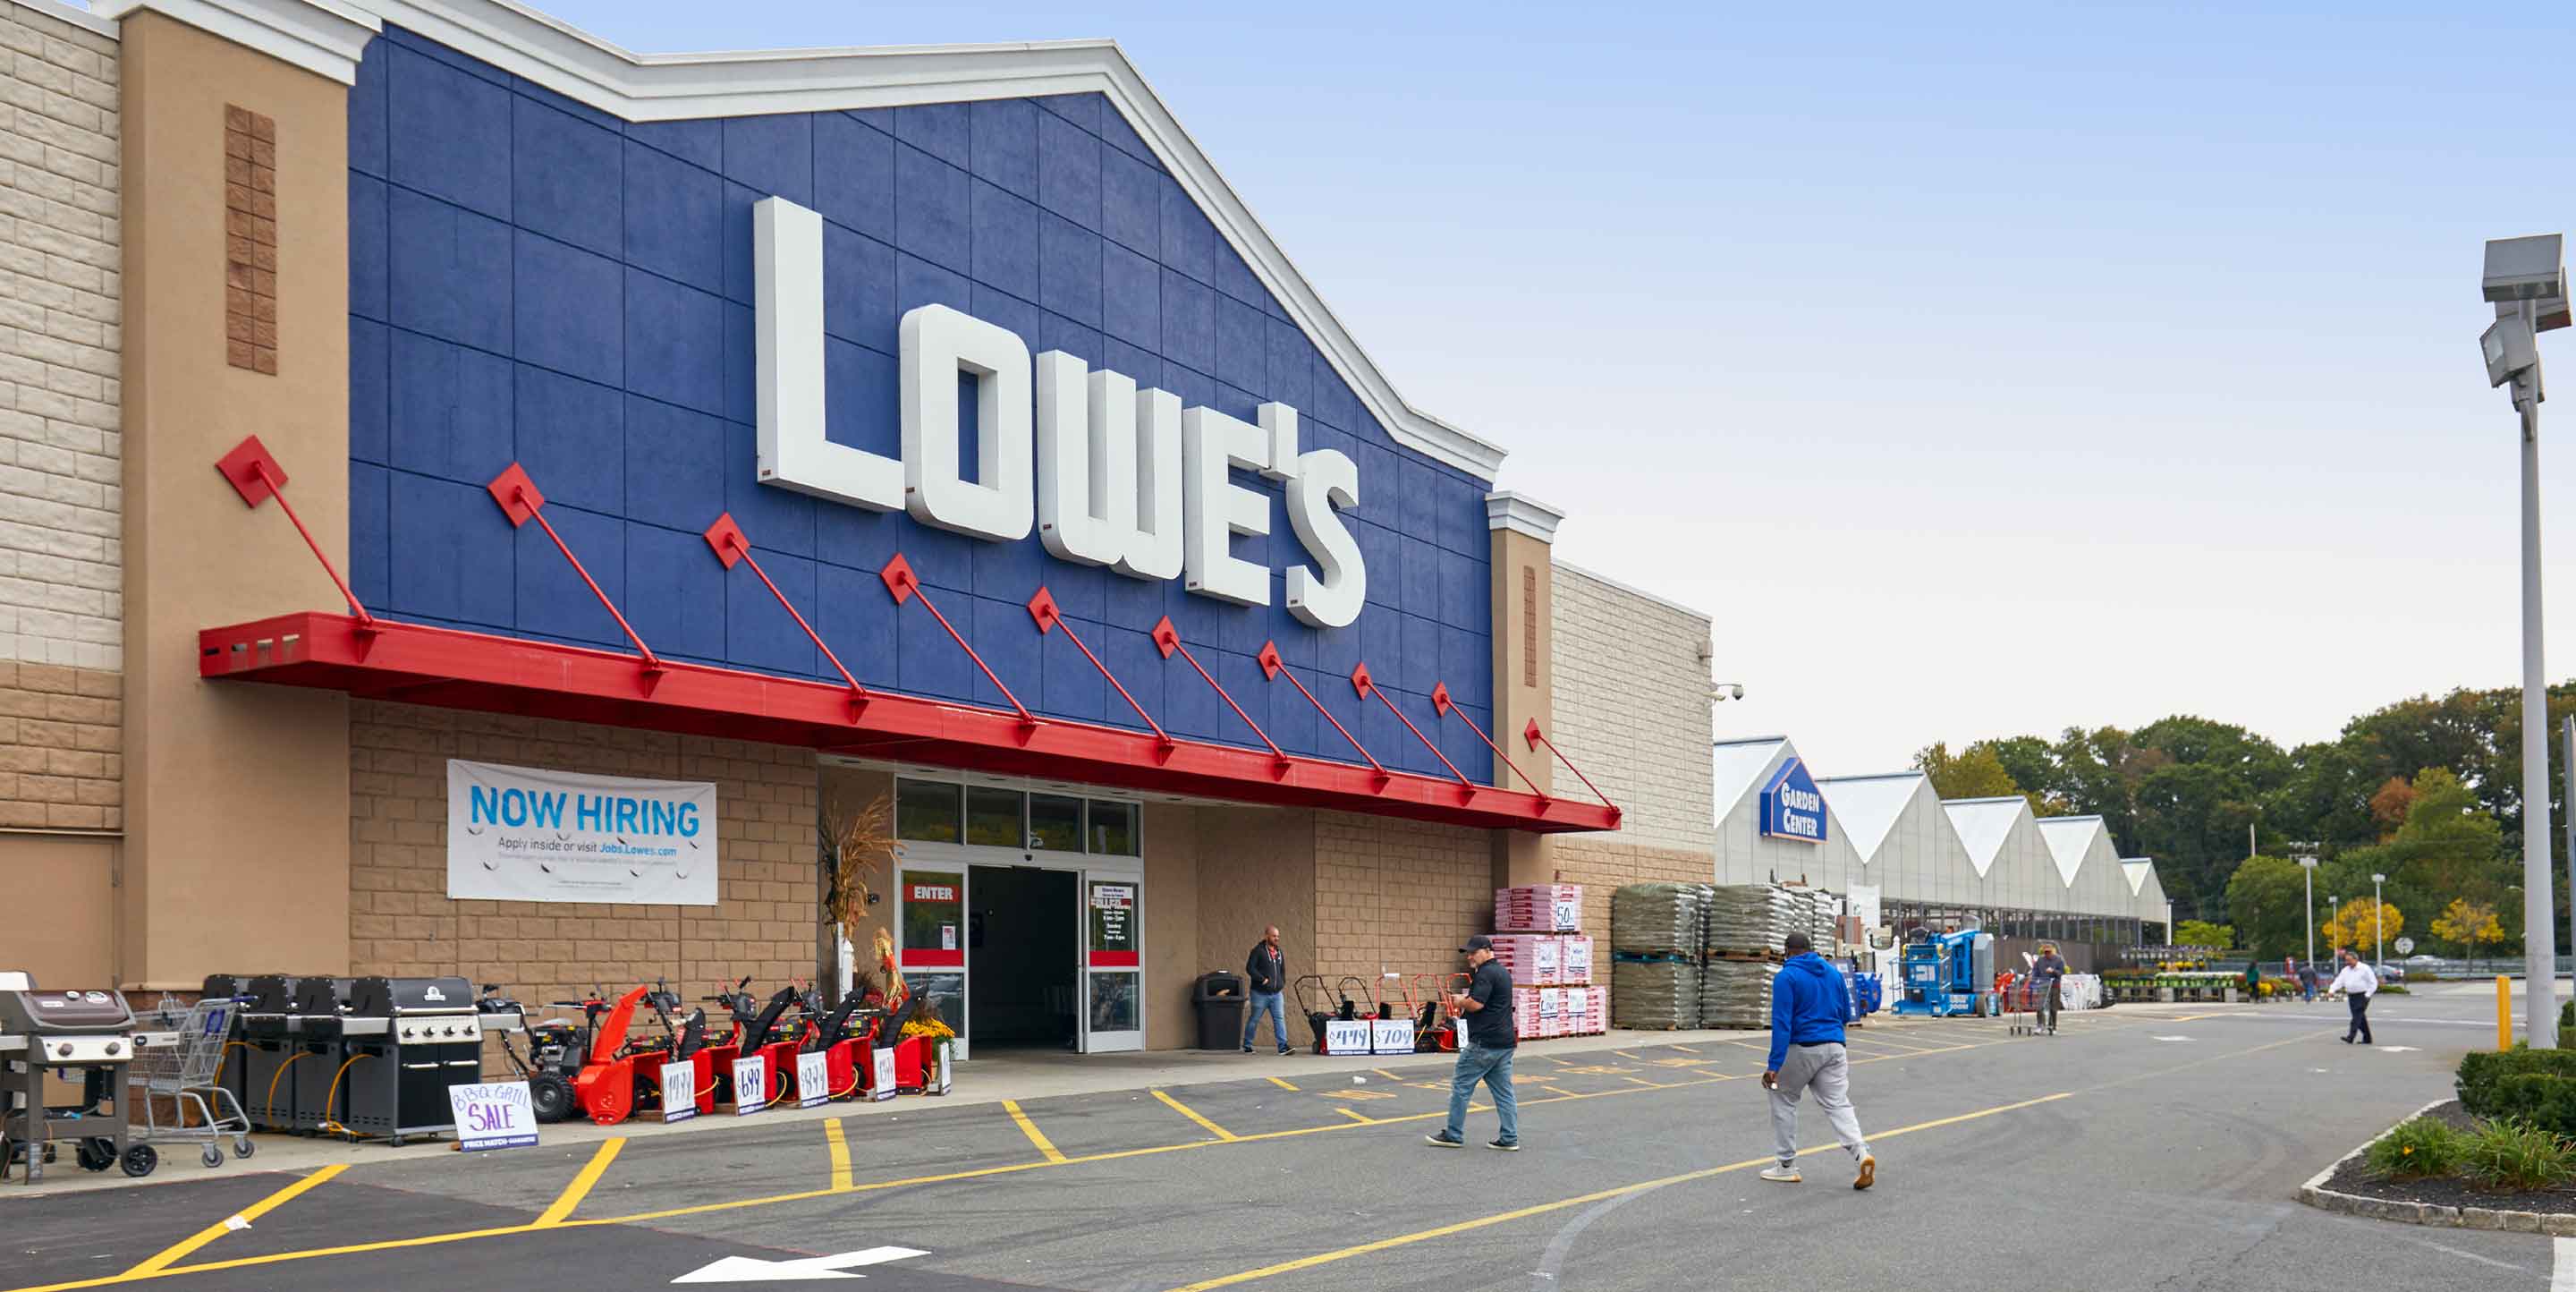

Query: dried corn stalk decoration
[{"left": 821, "top": 792, "right": 902, "bottom": 990}]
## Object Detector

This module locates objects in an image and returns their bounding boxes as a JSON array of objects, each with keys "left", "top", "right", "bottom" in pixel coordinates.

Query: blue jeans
[
  {"left": 1444, "top": 1045, "right": 1518, "bottom": 1143},
  {"left": 1242, "top": 990, "right": 1288, "bottom": 1049}
]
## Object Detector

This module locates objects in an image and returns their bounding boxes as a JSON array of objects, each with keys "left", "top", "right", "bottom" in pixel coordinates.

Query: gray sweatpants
[{"left": 1771, "top": 1041, "right": 1868, "bottom": 1167}]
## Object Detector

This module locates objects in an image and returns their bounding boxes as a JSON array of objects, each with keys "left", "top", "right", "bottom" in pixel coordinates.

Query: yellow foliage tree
[
  {"left": 2430, "top": 897, "right": 2506, "bottom": 967},
  {"left": 2320, "top": 897, "right": 2403, "bottom": 957}
]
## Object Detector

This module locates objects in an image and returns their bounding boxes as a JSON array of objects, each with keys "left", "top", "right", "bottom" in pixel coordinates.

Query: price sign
[
  {"left": 659, "top": 1059, "right": 698, "bottom": 1124},
  {"left": 1369, "top": 1017, "right": 1415, "bottom": 1055},
  {"left": 1322, "top": 1018, "right": 1371, "bottom": 1055},
  {"left": 733, "top": 1055, "right": 768, "bottom": 1115},
  {"left": 796, "top": 1050, "right": 830, "bottom": 1109},
  {"left": 869, "top": 1045, "right": 897, "bottom": 1101},
  {"left": 446, "top": 1081, "right": 538, "bottom": 1152}
]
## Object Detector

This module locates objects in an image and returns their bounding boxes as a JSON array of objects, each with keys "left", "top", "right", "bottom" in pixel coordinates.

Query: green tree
[
  {"left": 2174, "top": 919, "right": 2236, "bottom": 950},
  {"left": 1913, "top": 741, "right": 2022, "bottom": 801},
  {"left": 2223, "top": 855, "right": 2312, "bottom": 959},
  {"left": 1972, "top": 735, "right": 2072, "bottom": 816}
]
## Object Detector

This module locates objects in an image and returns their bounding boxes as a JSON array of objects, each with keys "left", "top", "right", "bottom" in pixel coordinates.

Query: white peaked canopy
[
  {"left": 1944, "top": 798, "right": 2025, "bottom": 880},
  {"left": 2037, "top": 816, "right": 2099, "bottom": 888},
  {"left": 2121, "top": 859, "right": 2152, "bottom": 896},
  {"left": 1813, "top": 772, "right": 1919, "bottom": 863},
  {"left": 1711, "top": 736, "right": 1791, "bottom": 824}
]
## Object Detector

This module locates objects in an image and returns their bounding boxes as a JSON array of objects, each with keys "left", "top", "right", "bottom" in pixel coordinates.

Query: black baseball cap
[{"left": 1460, "top": 935, "right": 1494, "bottom": 953}]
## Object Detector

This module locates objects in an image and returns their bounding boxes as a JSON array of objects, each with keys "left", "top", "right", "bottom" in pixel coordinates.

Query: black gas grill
[
  {"left": 287, "top": 977, "right": 352, "bottom": 1134},
  {"left": 0, "top": 973, "right": 139, "bottom": 1184},
  {"left": 239, "top": 974, "right": 301, "bottom": 1131},
  {"left": 338, "top": 977, "right": 480, "bottom": 1143}
]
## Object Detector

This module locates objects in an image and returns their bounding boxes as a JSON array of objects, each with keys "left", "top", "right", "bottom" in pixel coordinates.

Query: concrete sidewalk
[{"left": 0, "top": 1025, "right": 1782, "bottom": 1199}]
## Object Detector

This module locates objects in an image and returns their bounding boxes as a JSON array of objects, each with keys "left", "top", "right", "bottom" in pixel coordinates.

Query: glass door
[
  {"left": 1080, "top": 874, "right": 1143, "bottom": 1053},
  {"left": 897, "top": 867, "right": 969, "bottom": 1060}
]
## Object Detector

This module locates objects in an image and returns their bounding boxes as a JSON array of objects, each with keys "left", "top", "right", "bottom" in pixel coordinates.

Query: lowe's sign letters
[
  {"left": 447, "top": 761, "right": 718, "bottom": 906},
  {"left": 1758, "top": 758, "right": 1828, "bottom": 844},
  {"left": 753, "top": 198, "right": 1367, "bottom": 628}
]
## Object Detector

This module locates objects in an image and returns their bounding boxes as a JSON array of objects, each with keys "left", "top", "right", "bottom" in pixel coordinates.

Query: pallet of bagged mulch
[
  {"left": 1704, "top": 883, "right": 1801, "bottom": 957},
  {"left": 1699, "top": 956, "right": 1780, "bottom": 1029},
  {"left": 1610, "top": 953, "right": 1699, "bottom": 1030},
  {"left": 1611, "top": 883, "right": 1705, "bottom": 956},
  {"left": 1495, "top": 883, "right": 1584, "bottom": 933}
]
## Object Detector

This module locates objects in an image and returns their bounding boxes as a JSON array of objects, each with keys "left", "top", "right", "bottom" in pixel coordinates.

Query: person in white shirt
[{"left": 2329, "top": 949, "right": 2378, "bottom": 1045}]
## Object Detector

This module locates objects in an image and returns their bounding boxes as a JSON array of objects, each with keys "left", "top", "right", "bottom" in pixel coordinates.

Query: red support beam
[
  {"left": 1153, "top": 616, "right": 1285, "bottom": 772},
  {"left": 1258, "top": 641, "right": 1383, "bottom": 779},
  {"left": 1430, "top": 682, "right": 1547, "bottom": 801},
  {"left": 1352, "top": 662, "right": 1473, "bottom": 797},
  {"left": 880, "top": 554, "right": 1035, "bottom": 728},
  {"left": 1525, "top": 718, "right": 1621, "bottom": 824},
  {"left": 1028, "top": 587, "right": 1171, "bottom": 752},
  {"left": 487, "top": 464, "right": 663, "bottom": 691},
  {"left": 705, "top": 513, "right": 868, "bottom": 719},
  {"left": 216, "top": 436, "right": 378, "bottom": 652},
  {"left": 196, "top": 610, "right": 1618, "bottom": 833}
]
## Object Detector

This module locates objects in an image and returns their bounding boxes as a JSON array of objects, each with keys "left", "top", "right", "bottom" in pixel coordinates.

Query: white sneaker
[{"left": 1758, "top": 1164, "right": 1801, "bottom": 1183}]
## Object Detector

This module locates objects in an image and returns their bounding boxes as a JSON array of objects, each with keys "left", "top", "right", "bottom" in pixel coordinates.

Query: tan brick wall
[
  {"left": 1312, "top": 811, "right": 1489, "bottom": 987},
  {"left": 1550, "top": 565, "right": 1715, "bottom": 854},
  {"left": 1551, "top": 837, "right": 1716, "bottom": 939},
  {"left": 0, "top": 0, "right": 121, "bottom": 671},
  {"left": 350, "top": 702, "right": 822, "bottom": 1024},
  {"left": 0, "top": 657, "right": 116, "bottom": 828}
]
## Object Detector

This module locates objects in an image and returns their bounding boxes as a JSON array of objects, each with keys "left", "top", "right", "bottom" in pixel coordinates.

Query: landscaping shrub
[
  {"left": 2457, "top": 1049, "right": 2576, "bottom": 1133},
  {"left": 2377, "top": 983, "right": 2410, "bottom": 995},
  {"left": 2365, "top": 1116, "right": 2464, "bottom": 1179},
  {"left": 2461, "top": 1118, "right": 2576, "bottom": 1191}
]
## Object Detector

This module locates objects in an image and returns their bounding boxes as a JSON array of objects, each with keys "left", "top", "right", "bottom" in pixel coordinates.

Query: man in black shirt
[
  {"left": 1426, "top": 935, "right": 1519, "bottom": 1151},
  {"left": 1241, "top": 925, "right": 1291, "bottom": 1055}
]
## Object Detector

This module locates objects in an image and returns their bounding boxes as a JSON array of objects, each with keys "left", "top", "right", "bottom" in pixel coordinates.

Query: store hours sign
[
  {"left": 1758, "top": 758, "right": 1827, "bottom": 845},
  {"left": 446, "top": 761, "right": 718, "bottom": 905}
]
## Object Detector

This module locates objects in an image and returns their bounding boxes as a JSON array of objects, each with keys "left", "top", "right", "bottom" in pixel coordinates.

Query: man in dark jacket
[
  {"left": 1241, "top": 925, "right": 1292, "bottom": 1055},
  {"left": 1761, "top": 932, "right": 1874, "bottom": 1189},
  {"left": 2029, "top": 942, "right": 2067, "bottom": 1034},
  {"left": 1426, "top": 935, "right": 1519, "bottom": 1151}
]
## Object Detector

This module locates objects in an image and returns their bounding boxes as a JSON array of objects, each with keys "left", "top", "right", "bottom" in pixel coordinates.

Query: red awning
[{"left": 200, "top": 612, "right": 1621, "bottom": 835}]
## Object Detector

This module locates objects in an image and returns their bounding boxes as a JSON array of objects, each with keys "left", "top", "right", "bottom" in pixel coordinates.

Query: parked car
[
  {"left": 2405, "top": 954, "right": 2443, "bottom": 965},
  {"left": 2373, "top": 964, "right": 2405, "bottom": 982}
]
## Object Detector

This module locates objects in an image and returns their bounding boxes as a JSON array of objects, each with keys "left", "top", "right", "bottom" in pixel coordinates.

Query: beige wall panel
[
  {"left": 122, "top": 13, "right": 352, "bottom": 986},
  {"left": 0, "top": 831, "right": 114, "bottom": 985},
  {"left": 1140, "top": 803, "right": 1198, "bottom": 1050},
  {"left": 1193, "top": 804, "right": 1315, "bottom": 994}
]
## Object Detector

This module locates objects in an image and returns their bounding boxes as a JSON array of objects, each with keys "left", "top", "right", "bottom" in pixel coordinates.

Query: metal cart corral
[{"left": 129, "top": 998, "right": 255, "bottom": 1168}]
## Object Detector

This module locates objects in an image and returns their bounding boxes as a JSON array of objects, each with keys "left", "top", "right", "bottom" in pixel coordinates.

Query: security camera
[{"left": 1709, "top": 683, "right": 1745, "bottom": 701}]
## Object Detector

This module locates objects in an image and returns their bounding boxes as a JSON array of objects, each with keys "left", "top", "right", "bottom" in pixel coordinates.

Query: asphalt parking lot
[{"left": 0, "top": 990, "right": 2546, "bottom": 1291}]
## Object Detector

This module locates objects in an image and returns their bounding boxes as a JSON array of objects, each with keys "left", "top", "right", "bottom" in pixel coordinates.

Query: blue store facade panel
[{"left": 348, "top": 27, "right": 1495, "bottom": 771}]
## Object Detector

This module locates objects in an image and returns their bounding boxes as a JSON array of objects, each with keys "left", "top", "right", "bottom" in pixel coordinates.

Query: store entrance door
[{"left": 967, "top": 865, "right": 1080, "bottom": 1051}]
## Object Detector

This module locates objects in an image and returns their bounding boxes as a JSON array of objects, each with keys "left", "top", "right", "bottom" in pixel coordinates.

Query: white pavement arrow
[{"left": 671, "top": 1245, "right": 929, "bottom": 1284}]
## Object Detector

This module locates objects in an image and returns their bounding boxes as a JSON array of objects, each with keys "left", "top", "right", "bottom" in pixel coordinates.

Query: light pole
[
  {"left": 2484, "top": 234, "right": 2570, "bottom": 1048},
  {"left": 2301, "top": 856, "right": 2318, "bottom": 968},
  {"left": 2372, "top": 872, "right": 2386, "bottom": 965}
]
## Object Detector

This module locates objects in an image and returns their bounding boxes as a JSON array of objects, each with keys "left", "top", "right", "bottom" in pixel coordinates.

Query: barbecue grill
[
  {"left": 0, "top": 973, "right": 145, "bottom": 1183},
  {"left": 337, "top": 976, "right": 481, "bottom": 1143},
  {"left": 239, "top": 974, "right": 301, "bottom": 1131},
  {"left": 288, "top": 977, "right": 352, "bottom": 1134}
]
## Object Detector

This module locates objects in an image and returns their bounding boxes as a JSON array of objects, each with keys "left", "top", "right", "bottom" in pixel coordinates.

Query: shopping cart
[
  {"left": 2003, "top": 978, "right": 2057, "bottom": 1037},
  {"left": 127, "top": 997, "right": 254, "bottom": 1168}
]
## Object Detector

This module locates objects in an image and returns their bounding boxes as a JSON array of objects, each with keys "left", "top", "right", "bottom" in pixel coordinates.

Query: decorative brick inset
[
  {"left": 223, "top": 105, "right": 277, "bottom": 374},
  {"left": 0, "top": 659, "right": 123, "bottom": 831}
]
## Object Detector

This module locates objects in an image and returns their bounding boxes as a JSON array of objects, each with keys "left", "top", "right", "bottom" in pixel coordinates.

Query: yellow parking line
[
  {"left": 1372, "top": 1068, "right": 1402, "bottom": 1082},
  {"left": 1004, "top": 1100, "right": 1069, "bottom": 1164},
  {"left": 824, "top": 1117, "right": 853, "bottom": 1191},
  {"left": 534, "top": 1138, "right": 625, "bottom": 1227},
  {"left": 1159, "top": 1092, "right": 2073, "bottom": 1291},
  {"left": 1542, "top": 1084, "right": 1578, "bottom": 1098},
  {"left": 1266, "top": 1075, "right": 1299, "bottom": 1091},
  {"left": 1335, "top": 1108, "right": 1375, "bottom": 1124},
  {"left": 123, "top": 1163, "right": 347, "bottom": 1275},
  {"left": 1153, "top": 1088, "right": 1240, "bottom": 1141},
  {"left": 1622, "top": 1076, "right": 1665, "bottom": 1090}
]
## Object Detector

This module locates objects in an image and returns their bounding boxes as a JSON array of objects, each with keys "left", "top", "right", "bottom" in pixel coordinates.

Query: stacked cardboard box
[{"left": 1495, "top": 884, "right": 1584, "bottom": 933}]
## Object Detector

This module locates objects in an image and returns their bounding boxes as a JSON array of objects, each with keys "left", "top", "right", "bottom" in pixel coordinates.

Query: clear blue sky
[{"left": 432, "top": 1, "right": 2576, "bottom": 771}]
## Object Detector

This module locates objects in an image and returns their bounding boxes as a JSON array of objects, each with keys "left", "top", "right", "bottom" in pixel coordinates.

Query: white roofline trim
[
  {"left": 1943, "top": 795, "right": 2031, "bottom": 807},
  {"left": 12, "top": 0, "right": 121, "bottom": 39},
  {"left": 1712, "top": 735, "right": 1791, "bottom": 749},
  {"left": 198, "top": 0, "right": 1510, "bottom": 478},
  {"left": 101, "top": 0, "right": 379, "bottom": 81},
  {"left": 1555, "top": 560, "right": 1712, "bottom": 624},
  {"left": 1815, "top": 770, "right": 1925, "bottom": 784},
  {"left": 1484, "top": 491, "right": 1563, "bottom": 542}
]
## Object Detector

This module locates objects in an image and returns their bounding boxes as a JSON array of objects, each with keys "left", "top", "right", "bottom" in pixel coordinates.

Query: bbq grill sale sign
[
  {"left": 447, "top": 1082, "right": 538, "bottom": 1152},
  {"left": 446, "top": 761, "right": 718, "bottom": 905}
]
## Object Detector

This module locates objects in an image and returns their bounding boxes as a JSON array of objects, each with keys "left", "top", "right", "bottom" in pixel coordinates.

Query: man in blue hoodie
[{"left": 1760, "top": 931, "right": 1875, "bottom": 1189}]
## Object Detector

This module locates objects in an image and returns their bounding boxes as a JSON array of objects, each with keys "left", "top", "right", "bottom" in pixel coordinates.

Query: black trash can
[{"left": 1192, "top": 972, "right": 1246, "bottom": 1050}]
